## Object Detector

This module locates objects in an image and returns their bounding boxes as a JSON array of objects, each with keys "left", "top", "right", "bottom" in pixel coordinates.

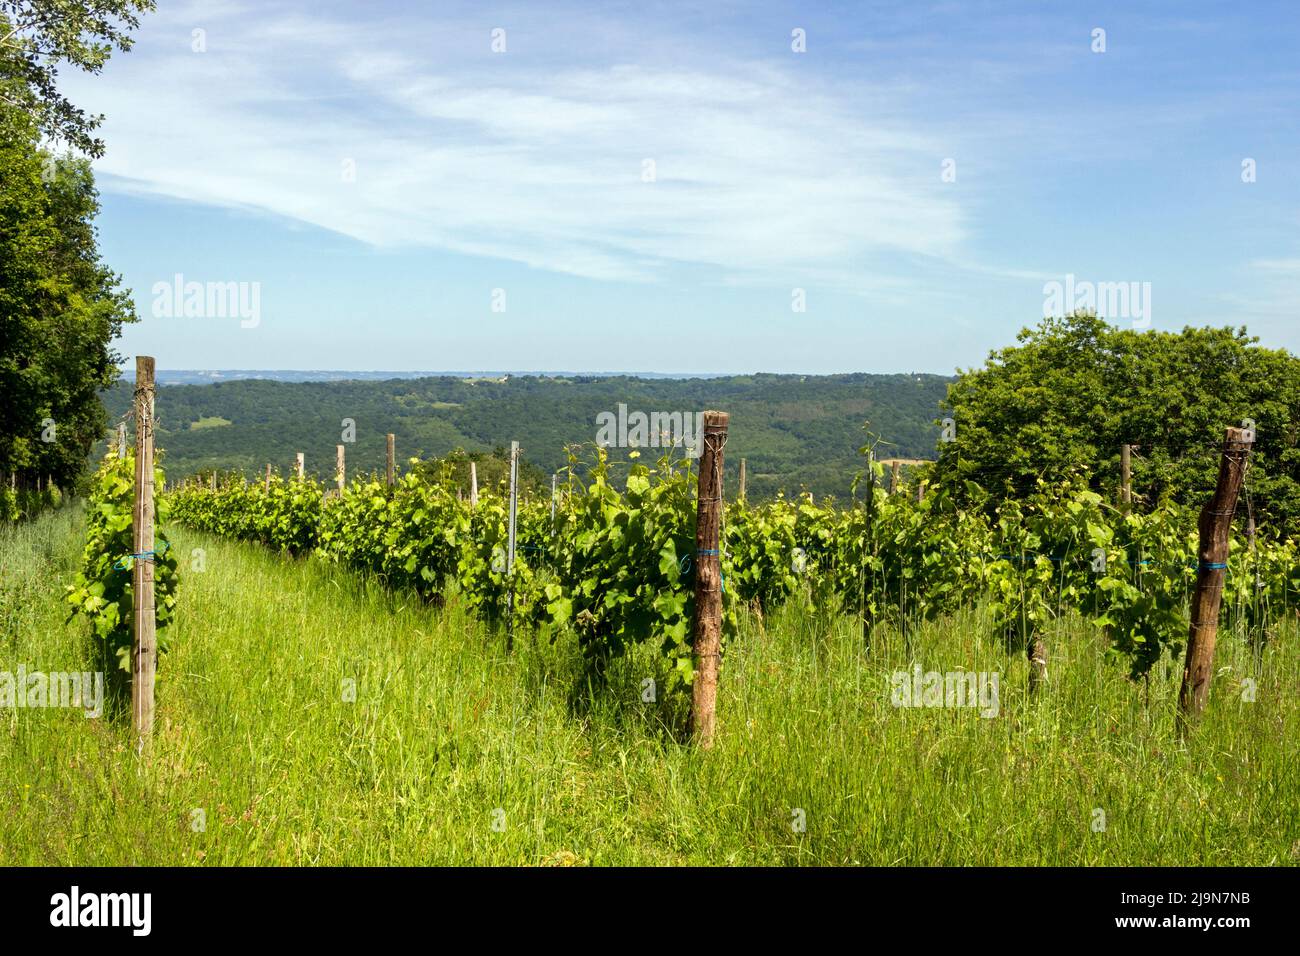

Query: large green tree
[
  {"left": 934, "top": 313, "right": 1300, "bottom": 537},
  {"left": 1, "top": 2, "right": 148, "bottom": 490}
]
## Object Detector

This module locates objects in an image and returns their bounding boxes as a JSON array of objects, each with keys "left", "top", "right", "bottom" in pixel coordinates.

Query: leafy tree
[
  {"left": 934, "top": 312, "right": 1300, "bottom": 537},
  {"left": 1, "top": 76, "right": 137, "bottom": 489},
  {"left": 1, "top": 1, "right": 154, "bottom": 157}
]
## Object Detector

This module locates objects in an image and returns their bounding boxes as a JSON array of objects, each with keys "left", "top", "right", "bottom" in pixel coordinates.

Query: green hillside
[{"left": 101, "top": 373, "right": 951, "bottom": 499}]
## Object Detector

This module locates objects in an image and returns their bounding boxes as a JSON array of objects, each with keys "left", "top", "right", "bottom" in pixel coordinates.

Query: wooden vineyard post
[
  {"left": 210, "top": 471, "right": 216, "bottom": 492},
  {"left": 386, "top": 433, "right": 396, "bottom": 487},
  {"left": 117, "top": 422, "right": 126, "bottom": 457},
  {"left": 470, "top": 461, "right": 479, "bottom": 509},
  {"left": 296, "top": 452, "right": 304, "bottom": 480},
  {"left": 690, "top": 411, "right": 729, "bottom": 749},
  {"left": 336, "top": 444, "right": 345, "bottom": 494},
  {"left": 1178, "top": 426, "right": 1253, "bottom": 730},
  {"left": 1120, "top": 443, "right": 1132, "bottom": 512},
  {"left": 739, "top": 458, "right": 747, "bottom": 503},
  {"left": 506, "top": 442, "right": 519, "bottom": 650},
  {"left": 863, "top": 449, "right": 877, "bottom": 646},
  {"left": 132, "top": 356, "right": 157, "bottom": 737},
  {"left": 1027, "top": 635, "right": 1048, "bottom": 694},
  {"left": 890, "top": 460, "right": 901, "bottom": 495},
  {"left": 916, "top": 479, "right": 926, "bottom": 504},
  {"left": 550, "top": 473, "right": 558, "bottom": 534},
  {"left": 264, "top": 463, "right": 271, "bottom": 492}
]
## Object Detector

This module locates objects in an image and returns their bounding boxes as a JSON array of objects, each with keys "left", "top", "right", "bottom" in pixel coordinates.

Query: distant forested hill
[{"left": 100, "top": 373, "right": 952, "bottom": 500}]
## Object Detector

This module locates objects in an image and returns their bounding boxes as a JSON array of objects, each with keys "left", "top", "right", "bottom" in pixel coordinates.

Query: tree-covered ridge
[{"left": 100, "top": 372, "right": 952, "bottom": 501}]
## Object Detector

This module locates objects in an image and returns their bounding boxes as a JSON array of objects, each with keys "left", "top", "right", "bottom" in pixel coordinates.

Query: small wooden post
[
  {"left": 210, "top": 471, "right": 216, "bottom": 492},
  {"left": 264, "top": 463, "right": 271, "bottom": 491},
  {"left": 1178, "top": 427, "right": 1253, "bottom": 729},
  {"left": 1120, "top": 443, "right": 1132, "bottom": 512},
  {"left": 336, "top": 444, "right": 345, "bottom": 493},
  {"left": 132, "top": 356, "right": 157, "bottom": 737},
  {"left": 738, "top": 458, "right": 747, "bottom": 503},
  {"left": 690, "top": 410, "right": 728, "bottom": 748},
  {"left": 506, "top": 442, "right": 519, "bottom": 649},
  {"left": 386, "top": 433, "right": 396, "bottom": 486},
  {"left": 470, "top": 461, "right": 479, "bottom": 509},
  {"left": 890, "top": 460, "right": 901, "bottom": 495},
  {"left": 296, "top": 452, "right": 305, "bottom": 480},
  {"left": 916, "top": 479, "right": 926, "bottom": 504},
  {"left": 117, "top": 422, "right": 126, "bottom": 458},
  {"left": 550, "top": 473, "right": 558, "bottom": 533},
  {"left": 863, "top": 449, "right": 877, "bottom": 645}
]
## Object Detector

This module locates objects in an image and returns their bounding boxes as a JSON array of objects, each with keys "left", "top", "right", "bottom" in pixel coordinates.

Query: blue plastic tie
[{"left": 114, "top": 540, "right": 169, "bottom": 571}]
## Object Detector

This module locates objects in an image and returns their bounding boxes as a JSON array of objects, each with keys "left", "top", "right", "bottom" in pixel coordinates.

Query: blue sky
[{"left": 63, "top": 0, "right": 1300, "bottom": 373}]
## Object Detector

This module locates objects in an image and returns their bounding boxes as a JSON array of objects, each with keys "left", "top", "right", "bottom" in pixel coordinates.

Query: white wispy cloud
[{"left": 64, "top": 1, "right": 967, "bottom": 285}]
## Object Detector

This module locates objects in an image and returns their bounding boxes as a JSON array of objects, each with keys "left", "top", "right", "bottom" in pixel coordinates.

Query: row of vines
[
  {"left": 1, "top": 483, "right": 64, "bottom": 523},
  {"left": 65, "top": 449, "right": 179, "bottom": 690},
  {"left": 166, "top": 447, "right": 1300, "bottom": 687}
]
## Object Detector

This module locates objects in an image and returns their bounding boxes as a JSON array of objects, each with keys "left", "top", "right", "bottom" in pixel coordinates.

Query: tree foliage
[
  {"left": 1, "top": 69, "right": 137, "bottom": 490},
  {"left": 934, "top": 313, "right": 1300, "bottom": 537},
  {"left": 1, "top": 1, "right": 154, "bottom": 157}
]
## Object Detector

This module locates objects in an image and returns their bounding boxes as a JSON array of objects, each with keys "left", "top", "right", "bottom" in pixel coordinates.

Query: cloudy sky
[{"left": 62, "top": 0, "right": 1300, "bottom": 373}]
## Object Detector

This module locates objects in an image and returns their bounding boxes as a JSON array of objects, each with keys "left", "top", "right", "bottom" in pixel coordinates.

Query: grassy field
[{"left": 1, "top": 506, "right": 1296, "bottom": 865}]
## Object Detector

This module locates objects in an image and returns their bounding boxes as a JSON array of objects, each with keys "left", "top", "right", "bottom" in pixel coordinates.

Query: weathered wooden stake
[
  {"left": 470, "top": 461, "right": 479, "bottom": 509},
  {"left": 1178, "top": 426, "right": 1252, "bottom": 729},
  {"left": 296, "top": 452, "right": 304, "bottom": 480},
  {"left": 550, "top": 473, "right": 558, "bottom": 533},
  {"left": 1027, "top": 635, "right": 1049, "bottom": 693},
  {"left": 336, "top": 444, "right": 345, "bottom": 493},
  {"left": 210, "top": 471, "right": 216, "bottom": 492},
  {"left": 738, "top": 458, "right": 747, "bottom": 503},
  {"left": 117, "top": 422, "right": 126, "bottom": 458},
  {"left": 1120, "top": 443, "right": 1132, "bottom": 512},
  {"left": 690, "top": 410, "right": 729, "bottom": 748},
  {"left": 132, "top": 356, "right": 157, "bottom": 737},
  {"left": 506, "top": 442, "right": 519, "bottom": 650},
  {"left": 863, "top": 450, "right": 877, "bottom": 645},
  {"left": 890, "top": 460, "right": 901, "bottom": 495},
  {"left": 386, "top": 433, "right": 396, "bottom": 486},
  {"left": 264, "top": 463, "right": 271, "bottom": 491}
]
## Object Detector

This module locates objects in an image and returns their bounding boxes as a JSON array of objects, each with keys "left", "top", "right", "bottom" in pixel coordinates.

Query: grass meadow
[{"left": 1, "top": 506, "right": 1296, "bottom": 865}]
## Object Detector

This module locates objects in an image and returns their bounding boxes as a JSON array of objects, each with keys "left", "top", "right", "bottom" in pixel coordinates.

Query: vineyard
[
  {"left": 163, "top": 438, "right": 1300, "bottom": 713},
  {"left": 4, "top": 390, "right": 1298, "bottom": 866},
  {"left": 5, "top": 361, "right": 1296, "bottom": 867}
]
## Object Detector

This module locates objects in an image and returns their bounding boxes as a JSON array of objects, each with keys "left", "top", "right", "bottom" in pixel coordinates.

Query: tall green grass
[{"left": 1, "top": 508, "right": 1296, "bottom": 865}]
